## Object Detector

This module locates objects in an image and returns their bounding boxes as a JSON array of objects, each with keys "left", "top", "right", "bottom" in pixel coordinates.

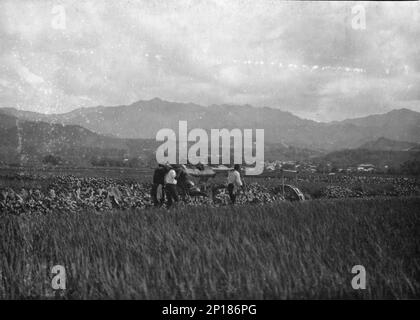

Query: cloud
[{"left": 0, "top": 0, "right": 419, "bottom": 121}]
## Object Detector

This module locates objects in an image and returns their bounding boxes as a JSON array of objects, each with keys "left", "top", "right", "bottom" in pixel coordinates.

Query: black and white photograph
[{"left": 0, "top": 0, "right": 419, "bottom": 304}]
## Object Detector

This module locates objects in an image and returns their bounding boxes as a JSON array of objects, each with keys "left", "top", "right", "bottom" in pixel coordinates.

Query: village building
[{"left": 357, "top": 163, "right": 376, "bottom": 172}]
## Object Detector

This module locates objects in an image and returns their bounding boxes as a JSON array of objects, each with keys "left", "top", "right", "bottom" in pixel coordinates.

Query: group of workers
[{"left": 151, "top": 163, "right": 244, "bottom": 208}]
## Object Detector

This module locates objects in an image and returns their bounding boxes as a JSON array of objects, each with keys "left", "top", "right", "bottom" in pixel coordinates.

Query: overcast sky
[{"left": 0, "top": 0, "right": 419, "bottom": 121}]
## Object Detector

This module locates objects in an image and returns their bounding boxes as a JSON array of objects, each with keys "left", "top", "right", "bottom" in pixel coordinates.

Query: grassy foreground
[{"left": 1, "top": 197, "right": 419, "bottom": 299}]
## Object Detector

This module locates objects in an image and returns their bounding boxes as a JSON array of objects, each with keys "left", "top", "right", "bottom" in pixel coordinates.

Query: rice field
[{"left": 1, "top": 197, "right": 419, "bottom": 299}]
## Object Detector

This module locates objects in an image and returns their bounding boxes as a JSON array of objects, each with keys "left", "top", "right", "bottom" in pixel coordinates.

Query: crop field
[
  {"left": 1, "top": 196, "right": 419, "bottom": 299},
  {"left": 1, "top": 167, "right": 419, "bottom": 299}
]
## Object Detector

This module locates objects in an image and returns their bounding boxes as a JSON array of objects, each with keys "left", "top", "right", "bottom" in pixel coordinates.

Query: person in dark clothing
[
  {"left": 227, "top": 183, "right": 236, "bottom": 204},
  {"left": 165, "top": 183, "right": 179, "bottom": 207},
  {"left": 172, "top": 165, "right": 191, "bottom": 200},
  {"left": 151, "top": 164, "right": 170, "bottom": 207}
]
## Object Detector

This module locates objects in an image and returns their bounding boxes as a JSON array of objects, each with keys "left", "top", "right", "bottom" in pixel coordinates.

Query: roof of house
[{"left": 358, "top": 163, "right": 375, "bottom": 167}]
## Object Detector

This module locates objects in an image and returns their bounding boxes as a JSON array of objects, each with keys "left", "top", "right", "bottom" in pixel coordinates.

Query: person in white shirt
[
  {"left": 227, "top": 164, "right": 244, "bottom": 204},
  {"left": 165, "top": 168, "right": 177, "bottom": 185},
  {"left": 164, "top": 167, "right": 179, "bottom": 207}
]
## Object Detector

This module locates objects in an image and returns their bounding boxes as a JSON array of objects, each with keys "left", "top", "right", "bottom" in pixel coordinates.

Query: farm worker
[
  {"left": 151, "top": 163, "right": 170, "bottom": 207},
  {"left": 227, "top": 164, "right": 244, "bottom": 204},
  {"left": 164, "top": 166, "right": 179, "bottom": 208},
  {"left": 174, "top": 164, "right": 195, "bottom": 199}
]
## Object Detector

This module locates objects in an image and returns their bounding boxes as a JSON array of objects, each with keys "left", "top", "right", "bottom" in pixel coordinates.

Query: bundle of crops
[{"left": 321, "top": 185, "right": 356, "bottom": 198}]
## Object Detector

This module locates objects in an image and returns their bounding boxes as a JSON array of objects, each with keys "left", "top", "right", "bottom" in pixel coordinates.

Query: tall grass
[{"left": 1, "top": 197, "right": 419, "bottom": 299}]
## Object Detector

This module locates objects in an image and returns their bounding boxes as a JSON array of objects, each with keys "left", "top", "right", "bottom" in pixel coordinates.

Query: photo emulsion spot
[{"left": 0, "top": 0, "right": 419, "bottom": 307}]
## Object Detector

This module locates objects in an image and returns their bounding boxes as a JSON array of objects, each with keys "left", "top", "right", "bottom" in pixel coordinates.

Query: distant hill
[
  {"left": 341, "top": 109, "right": 420, "bottom": 143},
  {"left": 358, "top": 137, "right": 420, "bottom": 151},
  {"left": 2, "top": 99, "right": 419, "bottom": 151},
  {"left": 0, "top": 113, "right": 158, "bottom": 166}
]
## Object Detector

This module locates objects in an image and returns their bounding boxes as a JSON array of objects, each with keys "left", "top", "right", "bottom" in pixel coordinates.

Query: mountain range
[
  {"left": 0, "top": 98, "right": 419, "bottom": 166},
  {"left": 1, "top": 98, "right": 419, "bottom": 151}
]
